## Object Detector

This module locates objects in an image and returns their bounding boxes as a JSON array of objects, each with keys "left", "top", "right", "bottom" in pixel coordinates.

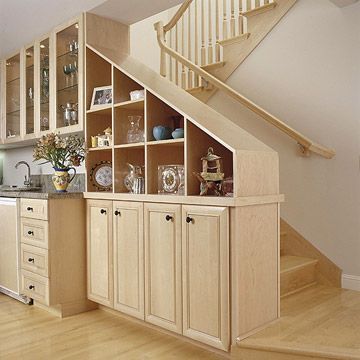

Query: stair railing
[
  {"left": 154, "top": 19, "right": 335, "bottom": 159},
  {"left": 160, "top": 0, "right": 274, "bottom": 89}
]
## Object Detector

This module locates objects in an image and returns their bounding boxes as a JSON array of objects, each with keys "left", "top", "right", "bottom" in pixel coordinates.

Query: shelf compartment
[
  {"left": 186, "top": 121, "right": 233, "bottom": 197},
  {"left": 25, "top": 46, "right": 35, "bottom": 135},
  {"left": 146, "top": 92, "right": 184, "bottom": 142},
  {"left": 114, "top": 147, "right": 145, "bottom": 193},
  {"left": 114, "top": 106, "right": 144, "bottom": 146},
  {"left": 6, "top": 54, "right": 20, "bottom": 83},
  {"left": 56, "top": 22, "right": 79, "bottom": 58},
  {"left": 86, "top": 149, "right": 113, "bottom": 193},
  {"left": 113, "top": 67, "right": 144, "bottom": 104},
  {"left": 86, "top": 47, "right": 112, "bottom": 110},
  {"left": 147, "top": 143, "right": 184, "bottom": 195},
  {"left": 86, "top": 111, "right": 112, "bottom": 147}
]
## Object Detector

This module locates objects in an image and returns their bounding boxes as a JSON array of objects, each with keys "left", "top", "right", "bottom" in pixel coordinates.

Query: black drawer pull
[
  {"left": 165, "top": 215, "right": 173, "bottom": 222},
  {"left": 28, "top": 258, "right": 35, "bottom": 263},
  {"left": 28, "top": 285, "right": 35, "bottom": 290},
  {"left": 186, "top": 216, "right": 193, "bottom": 224},
  {"left": 28, "top": 230, "right": 34, "bottom": 236},
  {"left": 100, "top": 209, "right": 107, "bottom": 215},
  {"left": 114, "top": 210, "right": 121, "bottom": 216},
  {"left": 27, "top": 207, "right": 33, "bottom": 212}
]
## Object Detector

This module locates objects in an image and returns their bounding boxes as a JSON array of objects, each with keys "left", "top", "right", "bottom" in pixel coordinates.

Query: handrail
[
  {"left": 163, "top": 0, "right": 193, "bottom": 32},
  {"left": 154, "top": 21, "right": 335, "bottom": 159}
]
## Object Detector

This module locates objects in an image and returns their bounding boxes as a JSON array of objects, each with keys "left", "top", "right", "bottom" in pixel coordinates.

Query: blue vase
[
  {"left": 153, "top": 126, "right": 172, "bottom": 141},
  {"left": 172, "top": 128, "right": 184, "bottom": 139}
]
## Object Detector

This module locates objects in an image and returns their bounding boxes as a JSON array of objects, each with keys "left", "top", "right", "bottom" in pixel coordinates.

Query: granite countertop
[{"left": 0, "top": 190, "right": 84, "bottom": 199}]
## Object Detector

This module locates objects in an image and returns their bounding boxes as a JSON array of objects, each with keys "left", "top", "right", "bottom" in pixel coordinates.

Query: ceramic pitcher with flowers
[{"left": 33, "top": 133, "right": 86, "bottom": 192}]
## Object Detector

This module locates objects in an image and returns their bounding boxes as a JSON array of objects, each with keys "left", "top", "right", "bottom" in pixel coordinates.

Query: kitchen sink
[{"left": 0, "top": 186, "right": 42, "bottom": 192}]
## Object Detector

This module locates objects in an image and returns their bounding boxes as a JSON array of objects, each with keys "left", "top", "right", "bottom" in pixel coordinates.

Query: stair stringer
[
  {"left": 190, "top": 0, "right": 298, "bottom": 103},
  {"left": 281, "top": 219, "right": 342, "bottom": 287}
]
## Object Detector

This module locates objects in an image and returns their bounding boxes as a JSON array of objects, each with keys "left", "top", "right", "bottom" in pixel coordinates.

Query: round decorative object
[
  {"left": 172, "top": 128, "right": 184, "bottom": 139},
  {"left": 153, "top": 126, "right": 172, "bottom": 141},
  {"left": 162, "top": 167, "right": 178, "bottom": 193},
  {"left": 90, "top": 161, "right": 112, "bottom": 191}
]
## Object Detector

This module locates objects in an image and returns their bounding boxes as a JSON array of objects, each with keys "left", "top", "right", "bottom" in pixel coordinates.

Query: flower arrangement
[{"left": 33, "top": 133, "right": 86, "bottom": 170}]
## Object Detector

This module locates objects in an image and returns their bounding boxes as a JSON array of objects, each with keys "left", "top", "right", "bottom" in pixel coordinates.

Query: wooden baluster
[
  {"left": 251, "top": 0, "right": 255, "bottom": 10},
  {"left": 175, "top": 22, "right": 179, "bottom": 85},
  {"left": 260, "top": 0, "right": 265, "bottom": 5},
  {"left": 188, "top": 6, "right": 193, "bottom": 89},
  {"left": 223, "top": 0, "right": 228, "bottom": 40},
  {"left": 194, "top": 0, "right": 199, "bottom": 87},
  {"left": 238, "top": 0, "right": 243, "bottom": 35},
  {"left": 201, "top": 0, "right": 206, "bottom": 66},
  {"left": 230, "top": 0, "right": 235, "bottom": 38},
  {"left": 215, "top": 0, "right": 220, "bottom": 62},
  {"left": 208, "top": 0, "right": 213, "bottom": 64},
  {"left": 181, "top": 15, "right": 187, "bottom": 88},
  {"left": 169, "top": 29, "right": 173, "bottom": 82},
  {"left": 242, "top": 0, "right": 248, "bottom": 33}
]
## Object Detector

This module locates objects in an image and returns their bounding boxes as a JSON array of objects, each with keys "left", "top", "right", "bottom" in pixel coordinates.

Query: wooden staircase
[{"left": 154, "top": 0, "right": 335, "bottom": 158}]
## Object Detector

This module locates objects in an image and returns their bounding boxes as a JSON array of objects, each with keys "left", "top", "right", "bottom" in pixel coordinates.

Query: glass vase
[{"left": 127, "top": 116, "right": 144, "bottom": 143}]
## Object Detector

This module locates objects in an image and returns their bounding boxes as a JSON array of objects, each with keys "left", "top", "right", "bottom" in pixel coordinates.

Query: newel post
[{"left": 154, "top": 21, "right": 167, "bottom": 77}]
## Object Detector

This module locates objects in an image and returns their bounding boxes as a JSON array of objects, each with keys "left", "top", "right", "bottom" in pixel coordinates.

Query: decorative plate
[{"left": 90, "top": 161, "right": 112, "bottom": 191}]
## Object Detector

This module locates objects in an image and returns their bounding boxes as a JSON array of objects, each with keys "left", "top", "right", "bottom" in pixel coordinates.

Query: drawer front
[
  {"left": 20, "top": 199, "right": 48, "bottom": 220},
  {"left": 21, "top": 270, "right": 49, "bottom": 305},
  {"left": 21, "top": 244, "right": 49, "bottom": 277},
  {"left": 21, "top": 218, "right": 49, "bottom": 249}
]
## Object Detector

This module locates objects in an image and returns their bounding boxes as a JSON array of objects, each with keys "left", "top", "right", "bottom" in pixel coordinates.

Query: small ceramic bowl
[
  {"left": 153, "top": 126, "right": 172, "bottom": 141},
  {"left": 172, "top": 128, "right": 184, "bottom": 139}
]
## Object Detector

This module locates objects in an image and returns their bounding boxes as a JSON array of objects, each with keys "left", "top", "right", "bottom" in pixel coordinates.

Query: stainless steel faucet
[{"left": 15, "top": 161, "right": 31, "bottom": 187}]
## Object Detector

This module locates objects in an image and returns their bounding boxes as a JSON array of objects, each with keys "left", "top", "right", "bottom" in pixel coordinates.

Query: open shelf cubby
[{"left": 85, "top": 45, "right": 234, "bottom": 197}]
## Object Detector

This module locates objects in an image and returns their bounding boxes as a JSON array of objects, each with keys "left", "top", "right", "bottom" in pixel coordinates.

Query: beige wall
[{"left": 129, "top": 0, "right": 360, "bottom": 280}]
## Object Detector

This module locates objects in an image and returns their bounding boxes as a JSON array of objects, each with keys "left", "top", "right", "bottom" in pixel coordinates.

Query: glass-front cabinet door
[
  {"left": 39, "top": 37, "right": 50, "bottom": 133},
  {"left": 55, "top": 19, "right": 82, "bottom": 132},
  {"left": 25, "top": 46, "right": 35, "bottom": 137},
  {"left": 5, "top": 53, "right": 21, "bottom": 141}
]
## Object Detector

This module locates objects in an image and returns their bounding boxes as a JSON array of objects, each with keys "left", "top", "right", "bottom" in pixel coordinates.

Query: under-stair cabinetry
[
  {"left": 182, "top": 205, "right": 229, "bottom": 350},
  {"left": 113, "top": 201, "right": 144, "bottom": 319},
  {"left": 20, "top": 197, "right": 91, "bottom": 317},
  {"left": 144, "top": 203, "right": 182, "bottom": 333},
  {"left": 87, "top": 199, "right": 113, "bottom": 307}
]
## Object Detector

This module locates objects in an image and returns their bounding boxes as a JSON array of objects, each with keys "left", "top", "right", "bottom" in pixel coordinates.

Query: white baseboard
[{"left": 342, "top": 274, "right": 360, "bottom": 291}]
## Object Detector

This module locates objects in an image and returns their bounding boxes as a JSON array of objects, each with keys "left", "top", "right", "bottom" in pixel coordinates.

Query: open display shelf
[{"left": 85, "top": 47, "right": 234, "bottom": 197}]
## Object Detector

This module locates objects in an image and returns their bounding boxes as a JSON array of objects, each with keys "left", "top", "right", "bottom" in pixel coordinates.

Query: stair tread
[
  {"left": 218, "top": 33, "right": 250, "bottom": 47},
  {"left": 281, "top": 255, "right": 318, "bottom": 273},
  {"left": 241, "top": 2, "right": 277, "bottom": 18},
  {"left": 201, "top": 61, "right": 225, "bottom": 72}
]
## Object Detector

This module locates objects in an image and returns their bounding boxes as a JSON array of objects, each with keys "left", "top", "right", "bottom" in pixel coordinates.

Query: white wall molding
[{"left": 342, "top": 275, "right": 360, "bottom": 291}]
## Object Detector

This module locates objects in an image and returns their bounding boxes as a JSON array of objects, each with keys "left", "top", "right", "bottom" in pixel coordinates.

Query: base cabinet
[
  {"left": 87, "top": 200, "right": 113, "bottom": 307},
  {"left": 144, "top": 203, "right": 182, "bottom": 334},
  {"left": 113, "top": 201, "right": 144, "bottom": 319},
  {"left": 86, "top": 199, "right": 229, "bottom": 351},
  {"left": 182, "top": 205, "right": 229, "bottom": 351}
]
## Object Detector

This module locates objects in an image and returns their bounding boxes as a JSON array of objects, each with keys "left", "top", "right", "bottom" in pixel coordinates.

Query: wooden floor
[
  {"left": 237, "top": 285, "right": 360, "bottom": 360},
  {"left": 0, "top": 294, "right": 226, "bottom": 360}
]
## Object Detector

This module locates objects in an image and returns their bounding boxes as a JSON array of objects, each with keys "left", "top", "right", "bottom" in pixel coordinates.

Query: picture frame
[{"left": 90, "top": 86, "right": 112, "bottom": 109}]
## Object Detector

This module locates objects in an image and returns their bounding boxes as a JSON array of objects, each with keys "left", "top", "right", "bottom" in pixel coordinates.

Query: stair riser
[{"left": 281, "top": 263, "right": 317, "bottom": 297}]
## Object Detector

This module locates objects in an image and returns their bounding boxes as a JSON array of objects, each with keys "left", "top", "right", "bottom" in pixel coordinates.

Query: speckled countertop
[{"left": 0, "top": 190, "right": 84, "bottom": 199}]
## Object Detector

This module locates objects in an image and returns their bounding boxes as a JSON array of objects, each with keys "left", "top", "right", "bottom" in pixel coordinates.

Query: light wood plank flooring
[
  {"left": 237, "top": 285, "right": 360, "bottom": 360},
  {"left": 0, "top": 294, "right": 226, "bottom": 360}
]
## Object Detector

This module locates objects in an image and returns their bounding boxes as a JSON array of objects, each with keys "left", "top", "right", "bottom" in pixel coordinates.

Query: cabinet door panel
[
  {"left": 113, "top": 201, "right": 144, "bottom": 319},
  {"left": 144, "top": 203, "right": 182, "bottom": 334},
  {"left": 87, "top": 200, "right": 113, "bottom": 307},
  {"left": 182, "top": 205, "right": 229, "bottom": 351}
]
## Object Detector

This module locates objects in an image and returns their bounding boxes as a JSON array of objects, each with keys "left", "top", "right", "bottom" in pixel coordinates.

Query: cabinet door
[
  {"left": 113, "top": 201, "right": 144, "bottom": 319},
  {"left": 87, "top": 200, "right": 113, "bottom": 307},
  {"left": 144, "top": 203, "right": 182, "bottom": 334},
  {"left": 182, "top": 205, "right": 229, "bottom": 351}
]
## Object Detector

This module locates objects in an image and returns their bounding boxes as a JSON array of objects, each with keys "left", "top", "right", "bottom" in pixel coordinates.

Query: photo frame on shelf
[{"left": 90, "top": 86, "right": 112, "bottom": 109}]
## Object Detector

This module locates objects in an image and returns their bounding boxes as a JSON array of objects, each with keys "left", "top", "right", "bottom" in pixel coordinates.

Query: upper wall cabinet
[{"left": 0, "top": 13, "right": 129, "bottom": 147}]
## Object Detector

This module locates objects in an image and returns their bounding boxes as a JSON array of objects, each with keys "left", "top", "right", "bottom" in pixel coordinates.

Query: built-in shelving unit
[{"left": 85, "top": 47, "right": 234, "bottom": 197}]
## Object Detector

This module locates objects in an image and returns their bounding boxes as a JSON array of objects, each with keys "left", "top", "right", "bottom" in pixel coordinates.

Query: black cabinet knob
[
  {"left": 28, "top": 258, "right": 35, "bottom": 263},
  {"left": 100, "top": 209, "right": 107, "bottom": 215},
  {"left": 114, "top": 210, "right": 121, "bottom": 216},
  {"left": 28, "top": 230, "right": 34, "bottom": 236},
  {"left": 29, "top": 285, "right": 35, "bottom": 290},
  {"left": 165, "top": 215, "right": 173, "bottom": 222},
  {"left": 186, "top": 216, "right": 193, "bottom": 224},
  {"left": 27, "top": 207, "right": 33, "bottom": 212}
]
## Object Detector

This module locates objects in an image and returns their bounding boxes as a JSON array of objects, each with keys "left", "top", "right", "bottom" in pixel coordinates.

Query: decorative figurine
[
  {"left": 96, "top": 127, "right": 112, "bottom": 147},
  {"left": 194, "top": 147, "right": 225, "bottom": 196}
]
